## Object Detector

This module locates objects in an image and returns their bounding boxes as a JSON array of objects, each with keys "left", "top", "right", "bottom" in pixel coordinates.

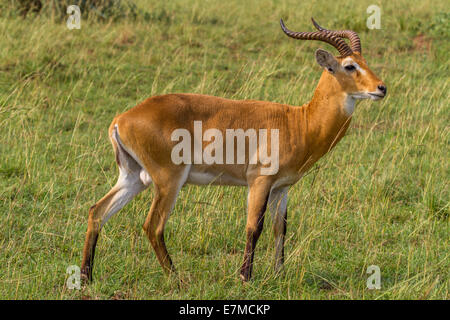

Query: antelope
[{"left": 81, "top": 18, "right": 386, "bottom": 283}]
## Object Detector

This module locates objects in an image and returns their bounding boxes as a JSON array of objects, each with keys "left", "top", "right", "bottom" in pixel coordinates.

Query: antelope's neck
[{"left": 302, "top": 72, "right": 354, "bottom": 161}]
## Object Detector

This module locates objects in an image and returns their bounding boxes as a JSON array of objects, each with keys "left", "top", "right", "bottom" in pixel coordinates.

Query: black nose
[{"left": 377, "top": 84, "right": 387, "bottom": 95}]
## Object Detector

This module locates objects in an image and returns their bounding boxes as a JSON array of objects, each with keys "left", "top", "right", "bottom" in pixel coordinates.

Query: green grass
[{"left": 0, "top": 0, "right": 448, "bottom": 299}]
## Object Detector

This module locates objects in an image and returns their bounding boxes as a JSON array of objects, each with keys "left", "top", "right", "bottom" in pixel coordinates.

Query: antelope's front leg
[
  {"left": 240, "top": 178, "right": 272, "bottom": 282},
  {"left": 268, "top": 187, "right": 288, "bottom": 273}
]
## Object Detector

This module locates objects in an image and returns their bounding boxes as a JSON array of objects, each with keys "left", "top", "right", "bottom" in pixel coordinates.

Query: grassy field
[{"left": 0, "top": 0, "right": 448, "bottom": 299}]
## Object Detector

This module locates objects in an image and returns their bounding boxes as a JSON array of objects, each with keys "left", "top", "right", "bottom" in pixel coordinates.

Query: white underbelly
[{"left": 186, "top": 170, "right": 247, "bottom": 186}]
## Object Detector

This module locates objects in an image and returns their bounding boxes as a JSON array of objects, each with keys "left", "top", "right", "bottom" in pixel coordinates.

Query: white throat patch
[{"left": 344, "top": 95, "right": 356, "bottom": 116}]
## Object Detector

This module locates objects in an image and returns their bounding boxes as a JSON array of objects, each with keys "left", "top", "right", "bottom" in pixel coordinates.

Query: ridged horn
[
  {"left": 280, "top": 19, "right": 353, "bottom": 57},
  {"left": 311, "top": 17, "right": 361, "bottom": 54}
]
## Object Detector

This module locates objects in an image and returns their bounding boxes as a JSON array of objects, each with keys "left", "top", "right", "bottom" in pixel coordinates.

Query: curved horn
[
  {"left": 311, "top": 17, "right": 361, "bottom": 54},
  {"left": 280, "top": 19, "right": 353, "bottom": 57}
]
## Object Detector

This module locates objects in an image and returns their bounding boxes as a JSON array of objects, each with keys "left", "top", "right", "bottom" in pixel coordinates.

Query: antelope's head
[{"left": 280, "top": 18, "right": 387, "bottom": 101}]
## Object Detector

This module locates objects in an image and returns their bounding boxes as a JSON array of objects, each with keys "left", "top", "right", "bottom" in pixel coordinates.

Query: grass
[{"left": 0, "top": 0, "right": 448, "bottom": 299}]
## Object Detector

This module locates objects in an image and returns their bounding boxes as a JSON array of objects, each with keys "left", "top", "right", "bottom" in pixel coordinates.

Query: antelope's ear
[{"left": 315, "top": 49, "right": 340, "bottom": 74}]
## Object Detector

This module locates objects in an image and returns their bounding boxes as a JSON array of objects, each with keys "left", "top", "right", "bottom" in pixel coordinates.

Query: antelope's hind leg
[
  {"left": 81, "top": 129, "right": 150, "bottom": 282},
  {"left": 142, "top": 166, "right": 190, "bottom": 275}
]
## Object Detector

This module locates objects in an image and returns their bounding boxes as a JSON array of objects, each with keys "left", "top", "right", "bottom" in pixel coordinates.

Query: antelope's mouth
[{"left": 368, "top": 93, "right": 385, "bottom": 100}]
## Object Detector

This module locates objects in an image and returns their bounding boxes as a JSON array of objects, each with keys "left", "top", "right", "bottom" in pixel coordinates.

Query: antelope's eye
[{"left": 345, "top": 65, "right": 356, "bottom": 71}]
